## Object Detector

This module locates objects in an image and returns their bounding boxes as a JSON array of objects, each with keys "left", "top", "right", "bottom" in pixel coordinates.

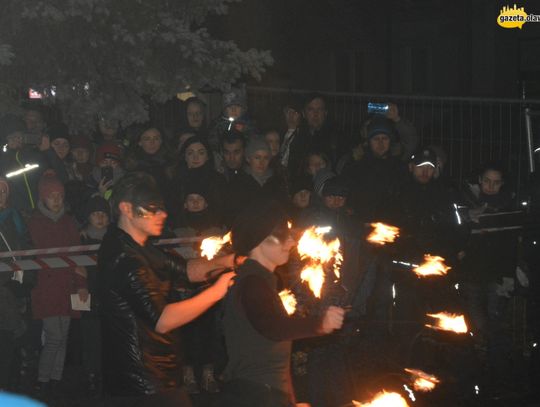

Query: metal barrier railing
[{"left": 245, "top": 86, "right": 540, "bottom": 192}]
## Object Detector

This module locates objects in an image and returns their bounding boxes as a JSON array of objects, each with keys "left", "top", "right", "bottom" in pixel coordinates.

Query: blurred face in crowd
[
  {"left": 139, "top": 128, "right": 162, "bottom": 155},
  {"left": 284, "top": 107, "right": 301, "bottom": 130},
  {"left": 304, "top": 98, "right": 327, "bottom": 131},
  {"left": 98, "top": 120, "right": 118, "bottom": 141},
  {"left": 44, "top": 191, "right": 64, "bottom": 214},
  {"left": 223, "top": 140, "right": 244, "bottom": 170},
  {"left": 265, "top": 131, "right": 280, "bottom": 158},
  {"left": 225, "top": 104, "right": 244, "bottom": 120},
  {"left": 247, "top": 149, "right": 271, "bottom": 175},
  {"left": 99, "top": 157, "right": 120, "bottom": 169},
  {"left": 292, "top": 189, "right": 311, "bottom": 209},
  {"left": 323, "top": 195, "right": 346, "bottom": 210},
  {"left": 184, "top": 193, "right": 207, "bottom": 213},
  {"left": 480, "top": 169, "right": 504, "bottom": 196},
  {"left": 0, "top": 184, "right": 8, "bottom": 209},
  {"left": 24, "top": 110, "right": 46, "bottom": 134},
  {"left": 187, "top": 102, "right": 204, "bottom": 129},
  {"left": 185, "top": 142, "right": 209, "bottom": 169},
  {"left": 307, "top": 153, "right": 327, "bottom": 176},
  {"left": 6, "top": 132, "right": 23, "bottom": 150},
  {"left": 410, "top": 163, "right": 435, "bottom": 185},
  {"left": 89, "top": 211, "right": 110, "bottom": 229},
  {"left": 369, "top": 133, "right": 390, "bottom": 158},
  {"left": 51, "top": 138, "right": 70, "bottom": 160},
  {"left": 72, "top": 147, "right": 90, "bottom": 164}
]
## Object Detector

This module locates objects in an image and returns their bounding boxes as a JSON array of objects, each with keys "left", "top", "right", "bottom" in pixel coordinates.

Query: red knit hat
[
  {"left": 95, "top": 142, "right": 123, "bottom": 165},
  {"left": 38, "top": 174, "right": 64, "bottom": 201}
]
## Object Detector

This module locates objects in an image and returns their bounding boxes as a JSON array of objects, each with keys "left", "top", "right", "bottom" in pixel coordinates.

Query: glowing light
[
  {"left": 353, "top": 391, "right": 410, "bottom": 406},
  {"left": 200, "top": 232, "right": 231, "bottom": 260},
  {"left": 426, "top": 312, "right": 468, "bottom": 334},
  {"left": 404, "top": 368, "right": 440, "bottom": 392},
  {"left": 367, "top": 223, "right": 400, "bottom": 245},
  {"left": 278, "top": 289, "right": 297, "bottom": 315},
  {"left": 413, "top": 255, "right": 450, "bottom": 277},
  {"left": 6, "top": 163, "right": 39, "bottom": 178}
]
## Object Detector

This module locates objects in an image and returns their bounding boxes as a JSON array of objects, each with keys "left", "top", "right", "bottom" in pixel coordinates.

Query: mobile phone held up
[
  {"left": 367, "top": 102, "right": 389, "bottom": 115},
  {"left": 101, "top": 166, "right": 114, "bottom": 183}
]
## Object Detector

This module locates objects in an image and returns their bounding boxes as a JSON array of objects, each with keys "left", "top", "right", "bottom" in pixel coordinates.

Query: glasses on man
[{"left": 134, "top": 203, "right": 167, "bottom": 218}]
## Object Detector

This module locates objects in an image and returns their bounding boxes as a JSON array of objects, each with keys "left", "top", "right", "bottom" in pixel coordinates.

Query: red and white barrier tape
[{"left": 0, "top": 236, "right": 204, "bottom": 272}]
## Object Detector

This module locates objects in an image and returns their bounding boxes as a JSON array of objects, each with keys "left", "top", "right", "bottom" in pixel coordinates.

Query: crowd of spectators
[{"left": 0, "top": 87, "right": 528, "bottom": 406}]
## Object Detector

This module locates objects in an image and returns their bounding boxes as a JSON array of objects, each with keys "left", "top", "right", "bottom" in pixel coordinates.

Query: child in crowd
[{"left": 28, "top": 174, "right": 88, "bottom": 402}]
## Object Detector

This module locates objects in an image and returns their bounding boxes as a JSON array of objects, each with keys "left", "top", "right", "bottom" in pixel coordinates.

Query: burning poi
[
  {"left": 426, "top": 312, "right": 468, "bottom": 334},
  {"left": 404, "top": 368, "right": 440, "bottom": 392},
  {"left": 367, "top": 223, "right": 400, "bottom": 245},
  {"left": 412, "top": 254, "right": 450, "bottom": 277},
  {"left": 200, "top": 231, "right": 231, "bottom": 260},
  {"left": 353, "top": 391, "right": 410, "bottom": 406},
  {"left": 278, "top": 289, "right": 297, "bottom": 315},
  {"left": 296, "top": 226, "right": 342, "bottom": 298}
]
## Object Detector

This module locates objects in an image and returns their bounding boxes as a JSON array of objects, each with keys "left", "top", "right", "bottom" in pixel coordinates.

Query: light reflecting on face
[
  {"left": 225, "top": 105, "right": 244, "bottom": 120},
  {"left": 260, "top": 233, "right": 296, "bottom": 268},
  {"left": 139, "top": 128, "right": 162, "bottom": 155},
  {"left": 248, "top": 149, "right": 271, "bottom": 175},
  {"left": 72, "top": 147, "right": 90, "bottom": 164},
  {"left": 185, "top": 142, "right": 209, "bottom": 169},
  {"left": 44, "top": 191, "right": 64, "bottom": 214},
  {"left": 133, "top": 204, "right": 167, "bottom": 236},
  {"left": 323, "top": 195, "right": 346, "bottom": 209},
  {"left": 480, "top": 169, "right": 504, "bottom": 195},
  {"left": 284, "top": 108, "right": 301, "bottom": 129}
]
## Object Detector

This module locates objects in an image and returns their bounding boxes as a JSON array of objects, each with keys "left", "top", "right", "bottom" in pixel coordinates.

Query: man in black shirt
[
  {"left": 98, "top": 172, "right": 235, "bottom": 406},
  {"left": 221, "top": 201, "right": 345, "bottom": 407}
]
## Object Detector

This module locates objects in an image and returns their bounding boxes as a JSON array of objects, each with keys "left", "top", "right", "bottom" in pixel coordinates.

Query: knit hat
[
  {"left": 47, "top": 122, "right": 70, "bottom": 144},
  {"left": 322, "top": 176, "right": 349, "bottom": 197},
  {"left": 290, "top": 174, "right": 313, "bottom": 195},
  {"left": 410, "top": 147, "right": 437, "bottom": 167},
  {"left": 222, "top": 87, "right": 247, "bottom": 110},
  {"left": 85, "top": 196, "right": 110, "bottom": 219},
  {"left": 231, "top": 200, "right": 288, "bottom": 256},
  {"left": 70, "top": 135, "right": 92, "bottom": 151},
  {"left": 0, "top": 114, "right": 26, "bottom": 144},
  {"left": 95, "top": 142, "right": 123, "bottom": 165},
  {"left": 0, "top": 177, "right": 9, "bottom": 196},
  {"left": 183, "top": 180, "right": 209, "bottom": 202},
  {"left": 245, "top": 136, "right": 271, "bottom": 159},
  {"left": 38, "top": 174, "right": 64, "bottom": 201},
  {"left": 366, "top": 116, "right": 394, "bottom": 140}
]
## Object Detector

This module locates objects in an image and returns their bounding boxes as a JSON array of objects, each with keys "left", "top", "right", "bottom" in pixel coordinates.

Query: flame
[
  {"left": 200, "top": 231, "right": 231, "bottom": 260},
  {"left": 279, "top": 289, "right": 297, "bottom": 315},
  {"left": 404, "top": 368, "right": 440, "bottom": 392},
  {"left": 288, "top": 221, "right": 292, "bottom": 229},
  {"left": 367, "top": 223, "right": 400, "bottom": 245},
  {"left": 296, "top": 226, "right": 342, "bottom": 297},
  {"left": 353, "top": 391, "right": 410, "bottom": 406},
  {"left": 300, "top": 264, "right": 325, "bottom": 298},
  {"left": 413, "top": 254, "right": 450, "bottom": 277},
  {"left": 426, "top": 312, "right": 468, "bottom": 334}
]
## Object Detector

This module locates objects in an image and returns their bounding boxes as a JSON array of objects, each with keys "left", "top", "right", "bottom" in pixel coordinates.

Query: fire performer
[
  {"left": 221, "top": 201, "right": 345, "bottom": 407},
  {"left": 98, "top": 172, "right": 235, "bottom": 407}
]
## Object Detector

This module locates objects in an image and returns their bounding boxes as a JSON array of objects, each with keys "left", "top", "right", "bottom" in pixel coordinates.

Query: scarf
[
  {"left": 37, "top": 200, "right": 65, "bottom": 222},
  {"left": 245, "top": 167, "right": 273, "bottom": 187},
  {"left": 85, "top": 224, "right": 107, "bottom": 241}
]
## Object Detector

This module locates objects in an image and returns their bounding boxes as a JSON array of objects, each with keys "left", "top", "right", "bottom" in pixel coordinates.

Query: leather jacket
[{"left": 98, "top": 224, "right": 189, "bottom": 396}]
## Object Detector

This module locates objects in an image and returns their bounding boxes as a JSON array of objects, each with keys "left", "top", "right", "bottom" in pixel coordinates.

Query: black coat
[{"left": 97, "top": 224, "right": 190, "bottom": 396}]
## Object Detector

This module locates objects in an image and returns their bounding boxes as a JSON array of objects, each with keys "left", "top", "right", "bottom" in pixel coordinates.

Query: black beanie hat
[
  {"left": 85, "top": 196, "right": 111, "bottom": 219},
  {"left": 183, "top": 180, "right": 209, "bottom": 202},
  {"left": 290, "top": 174, "right": 313, "bottom": 195},
  {"left": 231, "top": 200, "right": 288, "bottom": 256},
  {"left": 322, "top": 176, "right": 349, "bottom": 197},
  {"left": 47, "top": 122, "right": 70, "bottom": 143}
]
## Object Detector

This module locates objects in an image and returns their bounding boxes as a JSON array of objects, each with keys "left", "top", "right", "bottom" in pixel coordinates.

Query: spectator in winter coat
[
  {"left": 92, "top": 142, "right": 125, "bottom": 200},
  {"left": 28, "top": 174, "right": 88, "bottom": 401}
]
